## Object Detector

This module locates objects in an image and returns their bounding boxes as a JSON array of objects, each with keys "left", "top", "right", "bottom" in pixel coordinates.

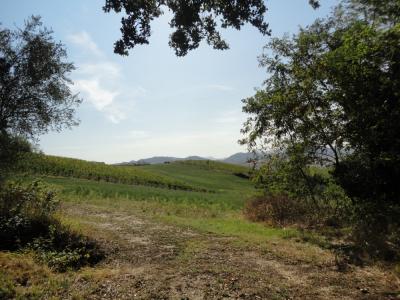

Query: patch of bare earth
[{"left": 62, "top": 204, "right": 400, "bottom": 300}]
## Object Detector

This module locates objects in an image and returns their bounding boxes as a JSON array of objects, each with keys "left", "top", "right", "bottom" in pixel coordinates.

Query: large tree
[
  {"left": 241, "top": 0, "right": 400, "bottom": 254},
  {"left": 0, "top": 16, "right": 81, "bottom": 175},
  {"left": 103, "top": 0, "right": 320, "bottom": 56}
]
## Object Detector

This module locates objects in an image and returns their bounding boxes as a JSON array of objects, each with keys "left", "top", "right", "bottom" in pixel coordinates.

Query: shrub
[
  {"left": 0, "top": 181, "right": 58, "bottom": 249},
  {"left": 30, "top": 224, "right": 104, "bottom": 272},
  {"left": 249, "top": 153, "right": 352, "bottom": 228},
  {"left": 0, "top": 181, "right": 104, "bottom": 271},
  {"left": 0, "top": 134, "right": 34, "bottom": 184},
  {"left": 350, "top": 203, "right": 400, "bottom": 261},
  {"left": 244, "top": 194, "right": 307, "bottom": 227}
]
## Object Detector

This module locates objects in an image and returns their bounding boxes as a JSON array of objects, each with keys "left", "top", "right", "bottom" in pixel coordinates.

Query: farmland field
[{"left": 1, "top": 157, "right": 399, "bottom": 299}]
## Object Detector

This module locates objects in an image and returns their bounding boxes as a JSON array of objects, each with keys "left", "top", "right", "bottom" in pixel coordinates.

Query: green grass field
[
  {"left": 16, "top": 155, "right": 297, "bottom": 243},
  {"left": 5, "top": 155, "right": 399, "bottom": 299},
  {"left": 15, "top": 153, "right": 208, "bottom": 192}
]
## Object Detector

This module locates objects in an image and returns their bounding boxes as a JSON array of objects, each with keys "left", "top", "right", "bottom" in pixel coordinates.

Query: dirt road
[{"left": 64, "top": 204, "right": 400, "bottom": 300}]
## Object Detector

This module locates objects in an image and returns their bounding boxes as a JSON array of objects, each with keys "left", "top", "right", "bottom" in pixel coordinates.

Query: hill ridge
[{"left": 117, "top": 152, "right": 258, "bottom": 166}]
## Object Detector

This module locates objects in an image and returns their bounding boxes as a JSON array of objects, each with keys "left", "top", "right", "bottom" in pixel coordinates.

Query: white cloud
[
  {"left": 105, "top": 106, "right": 126, "bottom": 124},
  {"left": 73, "top": 79, "right": 118, "bottom": 110},
  {"left": 69, "top": 31, "right": 146, "bottom": 123},
  {"left": 68, "top": 31, "right": 103, "bottom": 57},
  {"left": 72, "top": 79, "right": 126, "bottom": 123}
]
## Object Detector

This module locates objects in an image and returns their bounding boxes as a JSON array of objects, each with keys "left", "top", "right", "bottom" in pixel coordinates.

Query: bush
[
  {"left": 0, "top": 181, "right": 104, "bottom": 271},
  {"left": 248, "top": 153, "right": 352, "bottom": 228},
  {"left": 350, "top": 203, "right": 400, "bottom": 261},
  {"left": 0, "top": 134, "right": 33, "bottom": 183},
  {"left": 30, "top": 224, "right": 104, "bottom": 272},
  {"left": 0, "top": 181, "right": 58, "bottom": 249},
  {"left": 244, "top": 194, "right": 307, "bottom": 227},
  {"left": 334, "top": 157, "right": 400, "bottom": 260}
]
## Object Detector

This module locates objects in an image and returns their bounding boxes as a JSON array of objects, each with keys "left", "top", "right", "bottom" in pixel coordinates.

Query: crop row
[
  {"left": 175, "top": 160, "right": 250, "bottom": 175},
  {"left": 16, "top": 153, "right": 208, "bottom": 192}
]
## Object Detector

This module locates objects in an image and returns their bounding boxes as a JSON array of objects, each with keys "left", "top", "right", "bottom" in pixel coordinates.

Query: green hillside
[
  {"left": 18, "top": 157, "right": 256, "bottom": 212},
  {"left": 15, "top": 155, "right": 262, "bottom": 235},
  {"left": 5, "top": 155, "right": 398, "bottom": 299},
  {"left": 15, "top": 153, "right": 207, "bottom": 192},
  {"left": 138, "top": 160, "right": 252, "bottom": 192}
]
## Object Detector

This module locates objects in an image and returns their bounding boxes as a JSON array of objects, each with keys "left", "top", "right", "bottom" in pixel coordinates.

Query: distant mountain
[
  {"left": 221, "top": 152, "right": 259, "bottom": 165},
  {"left": 136, "top": 156, "right": 180, "bottom": 165},
  {"left": 116, "top": 152, "right": 262, "bottom": 166},
  {"left": 117, "top": 155, "right": 207, "bottom": 165}
]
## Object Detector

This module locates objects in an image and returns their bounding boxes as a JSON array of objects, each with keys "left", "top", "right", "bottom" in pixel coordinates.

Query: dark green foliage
[
  {"left": 0, "top": 181, "right": 59, "bottom": 249},
  {"left": 308, "top": 0, "right": 321, "bottom": 9},
  {"left": 103, "top": 0, "right": 271, "bottom": 56},
  {"left": 348, "top": 0, "right": 400, "bottom": 24},
  {"left": 0, "top": 16, "right": 80, "bottom": 138},
  {"left": 30, "top": 224, "right": 104, "bottom": 272},
  {"left": 0, "top": 181, "right": 104, "bottom": 271},
  {"left": 0, "top": 16, "right": 80, "bottom": 180},
  {"left": 248, "top": 153, "right": 351, "bottom": 228},
  {"left": 241, "top": 0, "right": 400, "bottom": 257},
  {"left": 0, "top": 134, "right": 33, "bottom": 183},
  {"left": 103, "top": 0, "right": 323, "bottom": 56}
]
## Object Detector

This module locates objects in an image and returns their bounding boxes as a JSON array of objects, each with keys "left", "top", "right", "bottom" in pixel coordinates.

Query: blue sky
[{"left": 1, "top": 0, "right": 338, "bottom": 163}]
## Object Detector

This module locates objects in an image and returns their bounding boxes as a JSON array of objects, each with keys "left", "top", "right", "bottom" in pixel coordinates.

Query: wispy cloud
[
  {"left": 77, "top": 62, "right": 121, "bottom": 79},
  {"left": 68, "top": 31, "right": 103, "bottom": 57},
  {"left": 69, "top": 32, "right": 146, "bottom": 123},
  {"left": 72, "top": 79, "right": 127, "bottom": 123},
  {"left": 73, "top": 79, "right": 118, "bottom": 110}
]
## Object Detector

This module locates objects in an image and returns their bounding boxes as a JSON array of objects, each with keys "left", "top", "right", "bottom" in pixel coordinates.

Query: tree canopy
[
  {"left": 103, "top": 0, "right": 320, "bottom": 56},
  {"left": 0, "top": 16, "right": 81, "bottom": 176},
  {"left": 241, "top": 0, "right": 400, "bottom": 253},
  {"left": 0, "top": 16, "right": 81, "bottom": 139}
]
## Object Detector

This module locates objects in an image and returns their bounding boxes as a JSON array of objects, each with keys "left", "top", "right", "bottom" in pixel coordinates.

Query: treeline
[{"left": 16, "top": 153, "right": 207, "bottom": 192}]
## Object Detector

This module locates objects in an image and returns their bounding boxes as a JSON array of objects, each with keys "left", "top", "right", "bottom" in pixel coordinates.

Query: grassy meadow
[
  {"left": 2, "top": 155, "right": 399, "bottom": 299},
  {"left": 15, "top": 153, "right": 208, "bottom": 192},
  {"left": 16, "top": 156, "right": 296, "bottom": 243}
]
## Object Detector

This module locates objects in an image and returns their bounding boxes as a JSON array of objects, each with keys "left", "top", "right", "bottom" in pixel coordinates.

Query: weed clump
[
  {"left": 0, "top": 271, "right": 16, "bottom": 299},
  {"left": 244, "top": 194, "right": 304, "bottom": 227},
  {"left": 0, "top": 181, "right": 104, "bottom": 271}
]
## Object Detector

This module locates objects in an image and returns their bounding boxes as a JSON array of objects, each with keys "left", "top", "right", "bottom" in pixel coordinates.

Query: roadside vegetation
[{"left": 0, "top": 181, "right": 104, "bottom": 273}]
